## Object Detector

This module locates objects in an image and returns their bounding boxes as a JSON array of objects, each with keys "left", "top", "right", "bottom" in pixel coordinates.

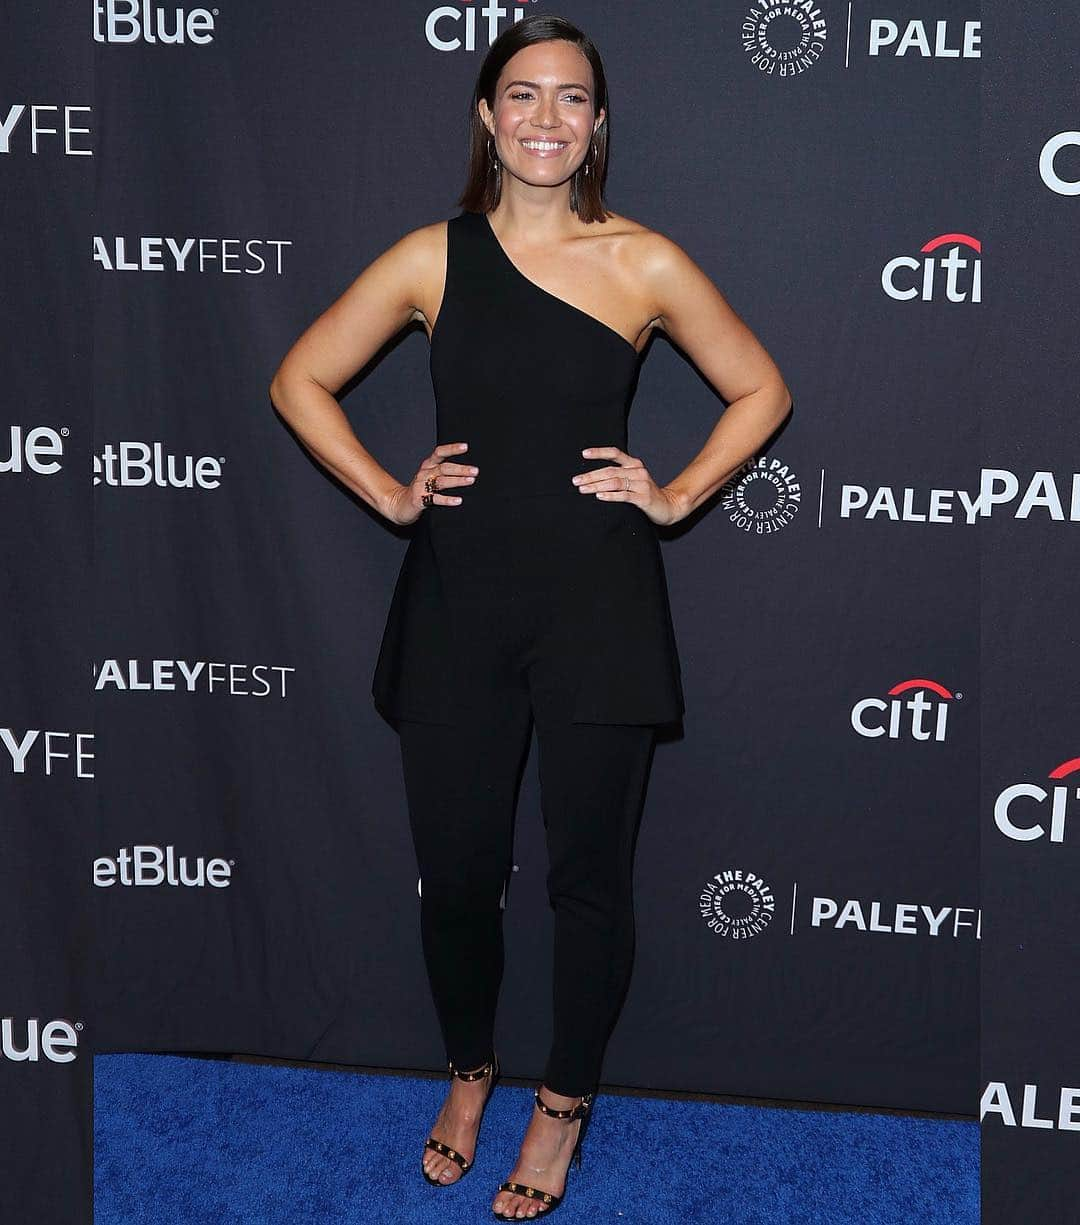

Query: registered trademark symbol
[
  {"left": 219, "top": 457, "right": 225, "bottom": 463},
  {"left": 955, "top": 691, "right": 963, "bottom": 700},
  {"left": 61, "top": 427, "right": 70, "bottom": 436},
  {"left": 75, "top": 1022, "right": 84, "bottom": 1031},
  {"left": 229, "top": 860, "right": 235, "bottom": 866}
]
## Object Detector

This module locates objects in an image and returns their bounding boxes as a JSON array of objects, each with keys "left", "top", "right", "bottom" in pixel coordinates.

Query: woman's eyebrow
[{"left": 504, "top": 79, "right": 591, "bottom": 93}]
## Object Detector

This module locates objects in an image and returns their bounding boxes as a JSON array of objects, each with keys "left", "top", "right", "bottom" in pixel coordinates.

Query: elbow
[
  {"left": 779, "top": 381, "right": 793, "bottom": 416},
  {"left": 268, "top": 368, "right": 287, "bottom": 411}
]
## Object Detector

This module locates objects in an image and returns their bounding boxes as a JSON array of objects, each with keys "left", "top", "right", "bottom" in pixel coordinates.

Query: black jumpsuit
[{"left": 372, "top": 208, "right": 685, "bottom": 1097}]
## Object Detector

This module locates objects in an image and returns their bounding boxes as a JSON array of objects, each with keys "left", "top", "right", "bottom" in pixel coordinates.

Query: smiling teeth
[{"left": 522, "top": 140, "right": 566, "bottom": 150}]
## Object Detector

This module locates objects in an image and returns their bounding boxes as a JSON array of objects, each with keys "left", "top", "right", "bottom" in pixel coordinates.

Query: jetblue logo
[
  {"left": 93, "top": 845, "right": 234, "bottom": 888},
  {"left": 1, "top": 1018, "right": 80, "bottom": 1064},
  {"left": 93, "top": 442, "right": 223, "bottom": 489},
  {"left": 93, "top": 0, "right": 218, "bottom": 45},
  {"left": 1, "top": 425, "right": 65, "bottom": 476}
]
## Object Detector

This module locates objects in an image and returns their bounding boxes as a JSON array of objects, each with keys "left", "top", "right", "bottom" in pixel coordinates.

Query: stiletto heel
[
  {"left": 421, "top": 1050, "right": 500, "bottom": 1186},
  {"left": 492, "top": 1086, "right": 594, "bottom": 1218}
]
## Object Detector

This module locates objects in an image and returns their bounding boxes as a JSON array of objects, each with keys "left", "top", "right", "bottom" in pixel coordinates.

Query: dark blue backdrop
[{"left": 4, "top": 2, "right": 1070, "bottom": 1221}]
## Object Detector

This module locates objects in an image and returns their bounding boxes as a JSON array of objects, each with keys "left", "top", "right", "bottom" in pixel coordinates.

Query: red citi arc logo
[
  {"left": 851, "top": 677, "right": 958, "bottom": 742},
  {"left": 882, "top": 233, "right": 981, "bottom": 302},
  {"left": 995, "top": 755, "right": 1080, "bottom": 844}
]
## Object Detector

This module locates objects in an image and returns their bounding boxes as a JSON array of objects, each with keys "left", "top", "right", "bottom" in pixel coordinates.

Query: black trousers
[{"left": 397, "top": 686, "right": 655, "bottom": 1099}]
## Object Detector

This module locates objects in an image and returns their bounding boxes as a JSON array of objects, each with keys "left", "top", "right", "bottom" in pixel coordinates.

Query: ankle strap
[
  {"left": 534, "top": 1088, "right": 594, "bottom": 1120},
  {"left": 447, "top": 1054, "right": 496, "bottom": 1081}
]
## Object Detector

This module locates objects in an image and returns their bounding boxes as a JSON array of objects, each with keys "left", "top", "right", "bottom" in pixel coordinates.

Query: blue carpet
[{"left": 94, "top": 1054, "right": 978, "bottom": 1223}]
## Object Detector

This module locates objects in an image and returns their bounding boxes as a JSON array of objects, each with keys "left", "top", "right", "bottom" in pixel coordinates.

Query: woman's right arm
[{"left": 269, "top": 223, "right": 465, "bottom": 523}]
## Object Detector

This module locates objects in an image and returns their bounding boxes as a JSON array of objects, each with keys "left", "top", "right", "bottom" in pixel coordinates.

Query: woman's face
[{"left": 480, "top": 40, "right": 604, "bottom": 187}]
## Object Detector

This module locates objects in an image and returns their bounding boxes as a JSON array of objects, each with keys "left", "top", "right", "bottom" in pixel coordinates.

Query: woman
[{"left": 270, "top": 14, "right": 791, "bottom": 1220}]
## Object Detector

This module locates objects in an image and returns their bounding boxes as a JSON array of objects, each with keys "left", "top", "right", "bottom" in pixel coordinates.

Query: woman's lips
[{"left": 519, "top": 139, "right": 570, "bottom": 158}]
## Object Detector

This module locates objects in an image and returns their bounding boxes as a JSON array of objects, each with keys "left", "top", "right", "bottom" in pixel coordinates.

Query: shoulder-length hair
[{"left": 458, "top": 14, "right": 612, "bottom": 224}]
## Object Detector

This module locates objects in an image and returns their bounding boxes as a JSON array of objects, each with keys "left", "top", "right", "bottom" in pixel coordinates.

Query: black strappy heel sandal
[
  {"left": 421, "top": 1051, "right": 501, "bottom": 1186},
  {"left": 492, "top": 1086, "right": 595, "bottom": 1218}
]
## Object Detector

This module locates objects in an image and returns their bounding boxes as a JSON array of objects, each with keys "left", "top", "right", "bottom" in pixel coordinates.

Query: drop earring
[{"left": 487, "top": 135, "right": 501, "bottom": 192}]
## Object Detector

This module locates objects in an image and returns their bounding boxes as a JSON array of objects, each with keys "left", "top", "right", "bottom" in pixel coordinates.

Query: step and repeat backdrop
[
  {"left": 978, "top": 6, "right": 1079, "bottom": 1224},
  {"left": 2, "top": 9, "right": 96, "bottom": 1223},
  {"left": 4, "top": 0, "right": 1071, "bottom": 1220}
]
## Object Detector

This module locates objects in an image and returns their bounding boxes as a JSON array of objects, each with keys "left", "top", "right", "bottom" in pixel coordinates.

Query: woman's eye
[{"left": 509, "top": 91, "right": 587, "bottom": 104}]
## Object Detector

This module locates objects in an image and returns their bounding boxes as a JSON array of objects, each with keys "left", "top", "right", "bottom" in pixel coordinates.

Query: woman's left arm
[
  {"left": 574, "top": 231, "right": 793, "bottom": 526},
  {"left": 647, "top": 232, "right": 793, "bottom": 520}
]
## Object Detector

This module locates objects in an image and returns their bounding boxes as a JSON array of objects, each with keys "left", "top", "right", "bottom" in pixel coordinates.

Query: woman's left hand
[{"left": 571, "top": 446, "right": 687, "bottom": 526}]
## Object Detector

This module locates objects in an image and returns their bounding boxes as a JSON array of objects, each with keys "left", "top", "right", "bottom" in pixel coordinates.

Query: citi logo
[
  {"left": 867, "top": 19, "right": 980, "bottom": 58},
  {"left": 809, "top": 896, "right": 980, "bottom": 939},
  {"left": 93, "top": 0, "right": 218, "bottom": 44},
  {"left": 93, "top": 442, "right": 223, "bottom": 488},
  {"left": 882, "top": 233, "right": 980, "bottom": 302},
  {"left": 995, "top": 755, "right": 1080, "bottom": 844},
  {"left": 1, "top": 727, "right": 94, "bottom": 778},
  {"left": 838, "top": 467, "right": 1080, "bottom": 524},
  {"left": 93, "top": 845, "right": 234, "bottom": 888},
  {"left": 425, "top": 4, "right": 529, "bottom": 53},
  {"left": 1040, "top": 131, "right": 1080, "bottom": 197},
  {"left": 1, "top": 425, "right": 66, "bottom": 476},
  {"left": 981, "top": 1082, "right": 1080, "bottom": 1131},
  {"left": 851, "top": 677, "right": 958, "bottom": 742},
  {"left": 1, "top": 1017, "right": 80, "bottom": 1064}
]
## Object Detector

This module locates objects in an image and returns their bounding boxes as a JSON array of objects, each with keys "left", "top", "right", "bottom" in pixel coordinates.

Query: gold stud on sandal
[
  {"left": 421, "top": 1051, "right": 500, "bottom": 1187},
  {"left": 491, "top": 1086, "right": 595, "bottom": 1218}
]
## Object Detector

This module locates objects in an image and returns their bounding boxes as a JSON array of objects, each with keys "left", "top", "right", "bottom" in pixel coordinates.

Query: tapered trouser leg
[
  {"left": 533, "top": 712, "right": 656, "bottom": 1099},
  {"left": 397, "top": 697, "right": 655, "bottom": 1094},
  {"left": 397, "top": 698, "right": 532, "bottom": 1071}
]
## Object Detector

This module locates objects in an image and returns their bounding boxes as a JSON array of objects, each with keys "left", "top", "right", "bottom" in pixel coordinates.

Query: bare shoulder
[
  {"left": 378, "top": 218, "right": 448, "bottom": 331},
  {"left": 601, "top": 214, "right": 788, "bottom": 405},
  {"left": 597, "top": 211, "right": 688, "bottom": 263},
  {"left": 598, "top": 211, "right": 704, "bottom": 333},
  {"left": 607, "top": 214, "right": 700, "bottom": 280},
  {"left": 269, "top": 218, "right": 450, "bottom": 395}
]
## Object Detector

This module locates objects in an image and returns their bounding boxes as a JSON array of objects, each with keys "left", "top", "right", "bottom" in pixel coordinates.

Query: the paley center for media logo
[
  {"left": 719, "top": 455, "right": 802, "bottom": 535},
  {"left": 698, "top": 870, "right": 979, "bottom": 941},
  {"left": 699, "top": 868, "right": 776, "bottom": 939}
]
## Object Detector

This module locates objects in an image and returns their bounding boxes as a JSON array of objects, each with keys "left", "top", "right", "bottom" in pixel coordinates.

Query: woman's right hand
[{"left": 381, "top": 441, "right": 479, "bottom": 525}]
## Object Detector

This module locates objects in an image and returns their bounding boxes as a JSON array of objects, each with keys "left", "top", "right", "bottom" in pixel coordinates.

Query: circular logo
[
  {"left": 720, "top": 455, "right": 801, "bottom": 534},
  {"left": 699, "top": 867, "right": 776, "bottom": 939},
  {"left": 741, "top": 2, "right": 829, "bottom": 78}
]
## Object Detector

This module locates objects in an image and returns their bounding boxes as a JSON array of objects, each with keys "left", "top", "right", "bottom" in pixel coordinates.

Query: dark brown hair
[{"left": 458, "top": 14, "right": 612, "bottom": 224}]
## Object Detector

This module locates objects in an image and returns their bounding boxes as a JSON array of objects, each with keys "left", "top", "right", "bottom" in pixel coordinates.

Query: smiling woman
[{"left": 268, "top": 12, "right": 791, "bottom": 1224}]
